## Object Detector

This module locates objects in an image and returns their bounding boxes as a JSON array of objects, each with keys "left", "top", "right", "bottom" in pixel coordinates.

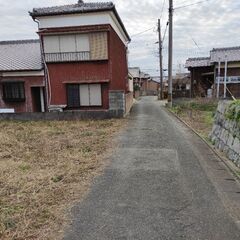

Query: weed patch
[
  {"left": 170, "top": 99, "right": 217, "bottom": 139},
  {"left": 225, "top": 100, "right": 240, "bottom": 122}
]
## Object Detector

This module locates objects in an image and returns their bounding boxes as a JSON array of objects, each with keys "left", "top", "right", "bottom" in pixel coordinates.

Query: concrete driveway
[{"left": 64, "top": 96, "right": 240, "bottom": 240}]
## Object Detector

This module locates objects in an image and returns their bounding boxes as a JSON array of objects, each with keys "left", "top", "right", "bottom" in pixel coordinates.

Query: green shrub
[
  {"left": 189, "top": 101, "right": 217, "bottom": 112},
  {"left": 225, "top": 100, "right": 240, "bottom": 122},
  {"left": 134, "top": 85, "right": 140, "bottom": 91}
]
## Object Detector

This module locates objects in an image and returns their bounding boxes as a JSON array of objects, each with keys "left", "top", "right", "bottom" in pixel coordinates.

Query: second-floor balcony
[{"left": 44, "top": 51, "right": 91, "bottom": 63}]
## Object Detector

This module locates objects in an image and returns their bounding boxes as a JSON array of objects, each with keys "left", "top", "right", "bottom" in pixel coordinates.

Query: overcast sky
[{"left": 0, "top": 0, "right": 239, "bottom": 76}]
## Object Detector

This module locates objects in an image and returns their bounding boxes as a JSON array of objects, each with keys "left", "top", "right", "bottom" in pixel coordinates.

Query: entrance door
[{"left": 31, "top": 87, "right": 45, "bottom": 112}]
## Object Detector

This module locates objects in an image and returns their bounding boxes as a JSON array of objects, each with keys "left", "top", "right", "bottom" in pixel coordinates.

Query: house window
[
  {"left": 43, "top": 32, "right": 108, "bottom": 62},
  {"left": 2, "top": 82, "right": 25, "bottom": 102},
  {"left": 67, "top": 84, "right": 102, "bottom": 108}
]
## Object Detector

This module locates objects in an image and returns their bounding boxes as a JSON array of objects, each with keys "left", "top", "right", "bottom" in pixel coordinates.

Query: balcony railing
[
  {"left": 216, "top": 76, "right": 240, "bottom": 84},
  {"left": 44, "top": 51, "right": 90, "bottom": 63}
]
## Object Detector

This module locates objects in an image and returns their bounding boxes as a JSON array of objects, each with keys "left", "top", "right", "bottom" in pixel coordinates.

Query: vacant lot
[
  {"left": 0, "top": 119, "right": 124, "bottom": 240},
  {"left": 171, "top": 98, "right": 218, "bottom": 139}
]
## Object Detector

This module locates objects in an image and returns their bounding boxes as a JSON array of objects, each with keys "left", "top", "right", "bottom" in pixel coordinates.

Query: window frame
[
  {"left": 2, "top": 82, "right": 25, "bottom": 102},
  {"left": 67, "top": 84, "right": 102, "bottom": 108}
]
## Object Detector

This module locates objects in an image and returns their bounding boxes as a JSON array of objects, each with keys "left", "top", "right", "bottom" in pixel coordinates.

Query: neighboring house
[
  {"left": 0, "top": 40, "right": 45, "bottom": 113},
  {"left": 186, "top": 46, "right": 240, "bottom": 98},
  {"left": 0, "top": 1, "right": 131, "bottom": 114}
]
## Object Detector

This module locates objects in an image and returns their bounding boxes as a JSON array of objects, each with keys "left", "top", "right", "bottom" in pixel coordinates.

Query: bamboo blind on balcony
[{"left": 89, "top": 32, "right": 108, "bottom": 60}]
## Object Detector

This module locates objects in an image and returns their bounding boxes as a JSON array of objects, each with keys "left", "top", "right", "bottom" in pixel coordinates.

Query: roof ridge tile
[{"left": 0, "top": 39, "right": 39, "bottom": 45}]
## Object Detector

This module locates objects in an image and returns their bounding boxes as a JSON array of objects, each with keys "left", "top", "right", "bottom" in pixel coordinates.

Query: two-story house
[{"left": 0, "top": 1, "right": 131, "bottom": 115}]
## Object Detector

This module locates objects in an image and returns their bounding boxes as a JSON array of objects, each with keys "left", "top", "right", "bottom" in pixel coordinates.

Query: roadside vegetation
[
  {"left": 225, "top": 100, "right": 240, "bottom": 123},
  {"left": 170, "top": 98, "right": 218, "bottom": 139},
  {"left": 0, "top": 119, "right": 124, "bottom": 240}
]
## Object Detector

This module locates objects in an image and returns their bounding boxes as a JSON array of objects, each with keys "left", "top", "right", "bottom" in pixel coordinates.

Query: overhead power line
[
  {"left": 131, "top": 27, "right": 154, "bottom": 38},
  {"left": 162, "top": 21, "right": 169, "bottom": 44},
  {"left": 176, "top": 0, "right": 196, "bottom": 6},
  {"left": 175, "top": 0, "right": 210, "bottom": 10},
  {"left": 160, "top": 0, "right": 166, "bottom": 19}
]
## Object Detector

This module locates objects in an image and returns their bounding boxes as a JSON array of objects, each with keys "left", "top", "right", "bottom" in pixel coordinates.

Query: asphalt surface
[{"left": 64, "top": 96, "right": 240, "bottom": 240}]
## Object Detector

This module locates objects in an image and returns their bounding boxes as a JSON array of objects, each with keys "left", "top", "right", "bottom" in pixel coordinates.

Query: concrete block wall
[
  {"left": 0, "top": 110, "right": 124, "bottom": 121},
  {"left": 125, "top": 92, "right": 133, "bottom": 115},
  {"left": 210, "top": 101, "right": 240, "bottom": 167},
  {"left": 109, "top": 90, "right": 125, "bottom": 112}
]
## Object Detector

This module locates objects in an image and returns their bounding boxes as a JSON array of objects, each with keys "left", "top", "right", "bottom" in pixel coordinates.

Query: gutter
[{"left": 33, "top": 18, "right": 51, "bottom": 111}]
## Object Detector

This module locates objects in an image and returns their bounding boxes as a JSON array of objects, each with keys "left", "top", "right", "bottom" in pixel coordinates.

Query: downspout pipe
[{"left": 33, "top": 18, "right": 51, "bottom": 111}]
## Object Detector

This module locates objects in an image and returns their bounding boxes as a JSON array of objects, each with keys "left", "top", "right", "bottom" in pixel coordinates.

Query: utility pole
[
  {"left": 158, "top": 19, "right": 164, "bottom": 100},
  {"left": 224, "top": 57, "right": 228, "bottom": 99},
  {"left": 217, "top": 58, "right": 221, "bottom": 98},
  {"left": 168, "top": 0, "right": 173, "bottom": 107}
]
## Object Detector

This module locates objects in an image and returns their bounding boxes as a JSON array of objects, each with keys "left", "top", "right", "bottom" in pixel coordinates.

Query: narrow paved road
[{"left": 65, "top": 97, "right": 240, "bottom": 240}]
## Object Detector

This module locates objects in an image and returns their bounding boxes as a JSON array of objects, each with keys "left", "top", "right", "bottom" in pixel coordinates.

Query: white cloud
[{"left": 0, "top": 0, "right": 239, "bottom": 75}]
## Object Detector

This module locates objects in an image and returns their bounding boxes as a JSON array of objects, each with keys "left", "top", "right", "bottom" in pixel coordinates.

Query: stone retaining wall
[{"left": 210, "top": 101, "right": 240, "bottom": 167}]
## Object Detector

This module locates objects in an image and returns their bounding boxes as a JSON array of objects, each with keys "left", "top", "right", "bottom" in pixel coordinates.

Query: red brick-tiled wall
[
  {"left": 45, "top": 25, "right": 129, "bottom": 110},
  {"left": 47, "top": 61, "right": 110, "bottom": 109},
  {"left": 108, "top": 26, "right": 128, "bottom": 92},
  {"left": 141, "top": 80, "right": 160, "bottom": 92},
  {"left": 0, "top": 75, "right": 44, "bottom": 113}
]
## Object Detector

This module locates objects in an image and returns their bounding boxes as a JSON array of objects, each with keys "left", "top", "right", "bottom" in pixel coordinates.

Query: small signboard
[{"left": 0, "top": 109, "right": 15, "bottom": 113}]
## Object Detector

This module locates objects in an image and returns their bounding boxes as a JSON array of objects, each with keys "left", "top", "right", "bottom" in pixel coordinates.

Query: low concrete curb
[
  {"left": 165, "top": 107, "right": 240, "bottom": 182},
  {"left": 0, "top": 110, "right": 124, "bottom": 121}
]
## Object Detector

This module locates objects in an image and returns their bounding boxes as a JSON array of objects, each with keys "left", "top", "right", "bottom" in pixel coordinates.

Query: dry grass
[
  {"left": 171, "top": 98, "right": 218, "bottom": 139},
  {"left": 0, "top": 119, "right": 125, "bottom": 240},
  {"left": 176, "top": 110, "right": 214, "bottom": 139}
]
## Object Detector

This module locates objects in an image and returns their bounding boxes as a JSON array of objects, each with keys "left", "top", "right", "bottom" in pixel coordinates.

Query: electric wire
[
  {"left": 131, "top": 27, "right": 154, "bottom": 38},
  {"left": 162, "top": 21, "right": 169, "bottom": 44},
  {"left": 160, "top": 0, "right": 166, "bottom": 20},
  {"left": 174, "top": 0, "right": 210, "bottom": 10}
]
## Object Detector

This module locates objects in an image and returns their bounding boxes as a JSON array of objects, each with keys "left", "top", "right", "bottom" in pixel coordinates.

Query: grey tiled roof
[
  {"left": 0, "top": 39, "right": 43, "bottom": 71},
  {"left": 210, "top": 46, "right": 240, "bottom": 62},
  {"left": 30, "top": 1, "right": 114, "bottom": 17},
  {"left": 185, "top": 57, "right": 211, "bottom": 68},
  {"left": 129, "top": 67, "right": 141, "bottom": 78}
]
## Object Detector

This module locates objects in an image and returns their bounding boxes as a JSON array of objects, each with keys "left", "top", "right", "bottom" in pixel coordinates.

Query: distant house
[
  {"left": 129, "top": 67, "right": 141, "bottom": 88},
  {"left": 152, "top": 76, "right": 168, "bottom": 91},
  {"left": 172, "top": 73, "right": 191, "bottom": 98},
  {"left": 141, "top": 78, "right": 160, "bottom": 96},
  {"left": 0, "top": 1, "right": 132, "bottom": 115},
  {"left": 186, "top": 46, "right": 240, "bottom": 98},
  {"left": 128, "top": 68, "right": 160, "bottom": 96}
]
